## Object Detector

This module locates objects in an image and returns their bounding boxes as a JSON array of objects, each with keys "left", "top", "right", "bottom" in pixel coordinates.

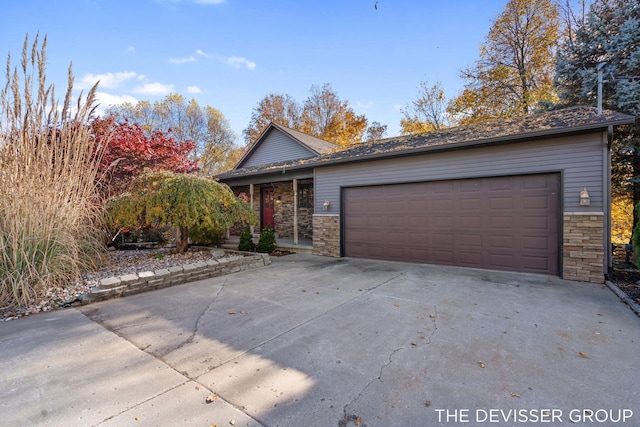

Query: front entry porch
[
  {"left": 230, "top": 178, "right": 314, "bottom": 246},
  {"left": 220, "top": 234, "right": 313, "bottom": 254}
]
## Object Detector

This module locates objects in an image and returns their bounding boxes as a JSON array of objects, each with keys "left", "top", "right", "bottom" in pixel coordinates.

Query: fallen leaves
[
  {"left": 578, "top": 351, "right": 589, "bottom": 358},
  {"left": 510, "top": 392, "right": 521, "bottom": 398},
  {"left": 206, "top": 393, "right": 219, "bottom": 403},
  {"left": 356, "top": 417, "right": 362, "bottom": 426},
  {"left": 478, "top": 360, "right": 485, "bottom": 368}
]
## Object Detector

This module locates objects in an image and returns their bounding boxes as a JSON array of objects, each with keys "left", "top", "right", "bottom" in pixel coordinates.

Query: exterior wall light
[
  {"left": 579, "top": 188, "right": 590, "bottom": 206},
  {"left": 323, "top": 200, "right": 331, "bottom": 210}
]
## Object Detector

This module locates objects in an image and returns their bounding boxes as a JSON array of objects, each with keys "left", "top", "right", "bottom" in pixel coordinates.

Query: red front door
[{"left": 261, "top": 187, "right": 275, "bottom": 230}]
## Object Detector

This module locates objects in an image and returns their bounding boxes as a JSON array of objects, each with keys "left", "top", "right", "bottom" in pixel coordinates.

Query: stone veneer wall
[
  {"left": 563, "top": 212, "right": 605, "bottom": 283},
  {"left": 273, "top": 180, "right": 313, "bottom": 240},
  {"left": 313, "top": 214, "right": 340, "bottom": 257}
]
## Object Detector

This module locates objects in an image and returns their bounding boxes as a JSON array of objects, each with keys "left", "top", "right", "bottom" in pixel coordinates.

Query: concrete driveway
[{"left": 1, "top": 254, "right": 638, "bottom": 427}]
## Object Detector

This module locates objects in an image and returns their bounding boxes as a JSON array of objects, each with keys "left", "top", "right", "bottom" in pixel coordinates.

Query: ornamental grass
[{"left": 0, "top": 34, "right": 107, "bottom": 309}]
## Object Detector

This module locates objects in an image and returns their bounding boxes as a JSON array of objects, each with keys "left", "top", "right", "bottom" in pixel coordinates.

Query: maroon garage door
[{"left": 343, "top": 174, "right": 560, "bottom": 275}]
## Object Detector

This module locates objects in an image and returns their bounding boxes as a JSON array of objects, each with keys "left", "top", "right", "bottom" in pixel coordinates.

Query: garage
[{"left": 343, "top": 173, "right": 560, "bottom": 275}]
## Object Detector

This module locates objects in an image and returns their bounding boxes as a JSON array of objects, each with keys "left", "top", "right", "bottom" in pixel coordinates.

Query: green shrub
[
  {"left": 238, "top": 227, "right": 255, "bottom": 252},
  {"left": 257, "top": 225, "right": 277, "bottom": 254},
  {"left": 633, "top": 204, "right": 640, "bottom": 266}
]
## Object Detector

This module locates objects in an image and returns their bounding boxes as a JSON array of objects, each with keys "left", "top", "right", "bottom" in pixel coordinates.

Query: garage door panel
[
  {"left": 521, "top": 236, "right": 552, "bottom": 250},
  {"left": 489, "top": 235, "right": 515, "bottom": 249},
  {"left": 432, "top": 198, "right": 454, "bottom": 211},
  {"left": 489, "top": 216, "right": 515, "bottom": 228},
  {"left": 432, "top": 216, "right": 454, "bottom": 228},
  {"left": 343, "top": 174, "right": 559, "bottom": 275},
  {"left": 459, "top": 199, "right": 482, "bottom": 210},
  {"left": 459, "top": 181, "right": 482, "bottom": 193},
  {"left": 489, "top": 254, "right": 515, "bottom": 267},
  {"left": 522, "top": 216, "right": 552, "bottom": 230},
  {"left": 522, "top": 255, "right": 551, "bottom": 270},
  {"left": 459, "top": 215, "right": 482, "bottom": 228},
  {"left": 458, "top": 251, "right": 483, "bottom": 266},
  {"left": 522, "top": 195, "right": 552, "bottom": 209},
  {"left": 432, "top": 232, "right": 453, "bottom": 246}
]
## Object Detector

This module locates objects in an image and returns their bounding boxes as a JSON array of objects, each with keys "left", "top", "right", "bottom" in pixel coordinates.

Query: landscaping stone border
[{"left": 83, "top": 251, "right": 271, "bottom": 303}]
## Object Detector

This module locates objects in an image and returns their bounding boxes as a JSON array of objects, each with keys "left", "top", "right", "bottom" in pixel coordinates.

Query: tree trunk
[{"left": 175, "top": 226, "right": 189, "bottom": 253}]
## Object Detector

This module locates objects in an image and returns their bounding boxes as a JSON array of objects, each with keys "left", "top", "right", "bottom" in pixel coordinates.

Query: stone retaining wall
[{"left": 84, "top": 252, "right": 271, "bottom": 303}]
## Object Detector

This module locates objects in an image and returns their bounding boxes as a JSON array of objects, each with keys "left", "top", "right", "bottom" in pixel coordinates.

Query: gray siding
[
  {"left": 315, "top": 132, "right": 606, "bottom": 214},
  {"left": 240, "top": 128, "right": 316, "bottom": 168}
]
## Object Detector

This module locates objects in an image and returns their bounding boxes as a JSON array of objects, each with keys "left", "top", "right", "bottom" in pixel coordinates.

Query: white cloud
[
  {"left": 393, "top": 103, "right": 403, "bottom": 110},
  {"left": 93, "top": 92, "right": 139, "bottom": 116},
  {"left": 77, "top": 71, "right": 137, "bottom": 90},
  {"left": 194, "top": 0, "right": 225, "bottom": 4},
  {"left": 228, "top": 56, "right": 256, "bottom": 70},
  {"left": 95, "top": 92, "right": 138, "bottom": 107},
  {"left": 357, "top": 101, "right": 374, "bottom": 109},
  {"left": 187, "top": 86, "right": 202, "bottom": 94},
  {"left": 196, "top": 49, "right": 211, "bottom": 58},
  {"left": 134, "top": 82, "right": 175, "bottom": 95},
  {"left": 170, "top": 56, "right": 196, "bottom": 64},
  {"left": 127, "top": 46, "right": 136, "bottom": 54}
]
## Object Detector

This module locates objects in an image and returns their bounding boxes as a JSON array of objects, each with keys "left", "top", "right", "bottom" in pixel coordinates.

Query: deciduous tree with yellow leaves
[{"left": 447, "top": 0, "right": 561, "bottom": 124}]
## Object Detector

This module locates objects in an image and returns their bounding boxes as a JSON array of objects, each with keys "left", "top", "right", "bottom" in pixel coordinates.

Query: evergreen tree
[
  {"left": 238, "top": 227, "right": 255, "bottom": 252},
  {"left": 257, "top": 225, "right": 277, "bottom": 254},
  {"left": 555, "top": 0, "right": 640, "bottom": 233}
]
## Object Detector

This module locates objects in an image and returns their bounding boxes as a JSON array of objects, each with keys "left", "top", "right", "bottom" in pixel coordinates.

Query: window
[{"left": 298, "top": 182, "right": 313, "bottom": 208}]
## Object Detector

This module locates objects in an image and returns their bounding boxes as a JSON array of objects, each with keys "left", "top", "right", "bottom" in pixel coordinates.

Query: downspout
[
  {"left": 605, "top": 126, "right": 613, "bottom": 278},
  {"left": 293, "top": 178, "right": 299, "bottom": 245}
]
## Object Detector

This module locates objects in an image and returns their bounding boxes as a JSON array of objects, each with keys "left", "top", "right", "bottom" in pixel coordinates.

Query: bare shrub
[{"left": 0, "top": 34, "right": 107, "bottom": 308}]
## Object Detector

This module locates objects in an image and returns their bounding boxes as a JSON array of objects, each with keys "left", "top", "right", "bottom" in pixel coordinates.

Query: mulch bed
[{"left": 610, "top": 245, "right": 640, "bottom": 304}]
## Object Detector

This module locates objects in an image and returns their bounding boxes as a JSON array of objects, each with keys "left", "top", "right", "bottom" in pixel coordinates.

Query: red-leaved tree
[{"left": 91, "top": 117, "right": 198, "bottom": 197}]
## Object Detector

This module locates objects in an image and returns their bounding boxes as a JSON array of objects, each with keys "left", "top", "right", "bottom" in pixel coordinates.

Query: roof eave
[
  {"left": 313, "top": 118, "right": 637, "bottom": 168},
  {"left": 220, "top": 115, "right": 635, "bottom": 181}
]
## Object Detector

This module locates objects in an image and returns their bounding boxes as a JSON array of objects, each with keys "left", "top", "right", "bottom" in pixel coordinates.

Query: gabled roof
[
  {"left": 270, "top": 122, "right": 337, "bottom": 154},
  {"left": 233, "top": 122, "right": 336, "bottom": 170},
  {"left": 217, "top": 106, "right": 636, "bottom": 181}
]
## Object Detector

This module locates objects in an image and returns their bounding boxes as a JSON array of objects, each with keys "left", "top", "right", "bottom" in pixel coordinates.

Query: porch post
[
  {"left": 250, "top": 184, "right": 255, "bottom": 234},
  {"left": 293, "top": 179, "right": 298, "bottom": 245}
]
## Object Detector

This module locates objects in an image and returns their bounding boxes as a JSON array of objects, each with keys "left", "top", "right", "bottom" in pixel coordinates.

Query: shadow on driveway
[{"left": 1, "top": 253, "right": 638, "bottom": 426}]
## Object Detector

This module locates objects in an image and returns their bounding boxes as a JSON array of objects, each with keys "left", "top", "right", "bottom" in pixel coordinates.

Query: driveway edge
[{"left": 605, "top": 280, "right": 640, "bottom": 318}]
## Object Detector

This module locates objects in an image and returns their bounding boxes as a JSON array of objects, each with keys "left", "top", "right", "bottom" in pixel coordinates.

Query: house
[{"left": 216, "top": 106, "right": 636, "bottom": 283}]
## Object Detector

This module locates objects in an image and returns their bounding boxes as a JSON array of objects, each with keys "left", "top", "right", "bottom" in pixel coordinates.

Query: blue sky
[{"left": 2, "top": 0, "right": 507, "bottom": 143}]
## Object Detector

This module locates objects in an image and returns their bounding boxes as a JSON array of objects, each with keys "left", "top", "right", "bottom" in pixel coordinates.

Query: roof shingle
[{"left": 217, "top": 106, "right": 635, "bottom": 180}]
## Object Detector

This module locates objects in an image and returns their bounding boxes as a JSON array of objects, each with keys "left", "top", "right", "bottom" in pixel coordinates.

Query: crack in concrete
[
  {"left": 339, "top": 346, "right": 402, "bottom": 427},
  {"left": 182, "top": 278, "right": 228, "bottom": 348},
  {"left": 426, "top": 304, "right": 438, "bottom": 345},
  {"left": 339, "top": 302, "right": 439, "bottom": 426},
  {"left": 199, "top": 270, "right": 409, "bottom": 373}
]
